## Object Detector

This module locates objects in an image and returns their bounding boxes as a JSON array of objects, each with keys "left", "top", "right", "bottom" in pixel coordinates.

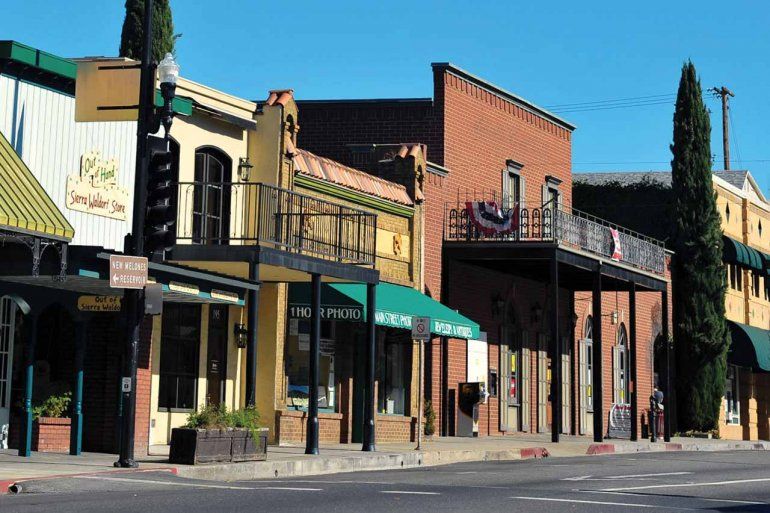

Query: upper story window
[
  {"left": 726, "top": 204, "right": 731, "bottom": 223},
  {"left": 752, "top": 271, "right": 761, "bottom": 298},
  {"left": 728, "top": 264, "right": 743, "bottom": 291},
  {"left": 502, "top": 160, "right": 524, "bottom": 209},
  {"left": 584, "top": 315, "right": 594, "bottom": 341},
  {"left": 759, "top": 221, "right": 763, "bottom": 239},
  {"left": 193, "top": 147, "right": 232, "bottom": 245}
]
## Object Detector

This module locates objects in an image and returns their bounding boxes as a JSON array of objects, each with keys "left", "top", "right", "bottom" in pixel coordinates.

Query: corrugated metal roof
[
  {"left": 293, "top": 148, "right": 413, "bottom": 206},
  {"left": 0, "top": 130, "right": 73, "bottom": 240}
]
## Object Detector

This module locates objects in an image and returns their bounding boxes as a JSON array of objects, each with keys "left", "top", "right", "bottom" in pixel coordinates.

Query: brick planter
[
  {"left": 33, "top": 417, "right": 71, "bottom": 453},
  {"left": 169, "top": 427, "right": 268, "bottom": 465}
]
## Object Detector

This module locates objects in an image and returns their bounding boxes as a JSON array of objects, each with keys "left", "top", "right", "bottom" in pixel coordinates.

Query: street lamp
[{"left": 157, "top": 53, "right": 179, "bottom": 136}]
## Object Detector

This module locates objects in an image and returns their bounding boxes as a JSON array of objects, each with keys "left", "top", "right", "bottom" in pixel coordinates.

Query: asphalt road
[{"left": 3, "top": 450, "right": 770, "bottom": 512}]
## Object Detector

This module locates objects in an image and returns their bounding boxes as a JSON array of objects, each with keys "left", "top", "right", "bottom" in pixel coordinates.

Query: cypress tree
[
  {"left": 670, "top": 61, "right": 729, "bottom": 432},
  {"left": 119, "top": 0, "right": 175, "bottom": 63}
]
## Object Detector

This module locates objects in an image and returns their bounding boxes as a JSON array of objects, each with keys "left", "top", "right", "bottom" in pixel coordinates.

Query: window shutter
[
  {"left": 541, "top": 185, "right": 549, "bottom": 208},
  {"left": 502, "top": 169, "right": 510, "bottom": 205},
  {"left": 499, "top": 327, "right": 509, "bottom": 432},
  {"left": 521, "top": 331, "right": 531, "bottom": 432},
  {"left": 520, "top": 177, "right": 526, "bottom": 206},
  {"left": 612, "top": 346, "right": 620, "bottom": 405}
]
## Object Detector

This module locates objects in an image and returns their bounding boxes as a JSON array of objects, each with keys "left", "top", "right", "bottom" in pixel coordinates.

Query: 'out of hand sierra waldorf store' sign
[{"left": 66, "top": 151, "right": 129, "bottom": 220}]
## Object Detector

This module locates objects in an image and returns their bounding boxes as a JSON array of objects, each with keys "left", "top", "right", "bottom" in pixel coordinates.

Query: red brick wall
[
  {"left": 134, "top": 316, "right": 153, "bottom": 456},
  {"left": 276, "top": 410, "right": 345, "bottom": 444},
  {"left": 32, "top": 417, "right": 71, "bottom": 453},
  {"left": 375, "top": 414, "right": 416, "bottom": 443}
]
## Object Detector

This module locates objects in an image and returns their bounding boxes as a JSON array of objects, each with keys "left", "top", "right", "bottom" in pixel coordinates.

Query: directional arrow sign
[{"left": 109, "top": 254, "right": 148, "bottom": 289}]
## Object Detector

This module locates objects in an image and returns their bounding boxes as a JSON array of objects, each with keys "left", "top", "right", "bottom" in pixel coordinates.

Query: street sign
[
  {"left": 109, "top": 254, "right": 148, "bottom": 289},
  {"left": 412, "top": 316, "right": 431, "bottom": 341}
]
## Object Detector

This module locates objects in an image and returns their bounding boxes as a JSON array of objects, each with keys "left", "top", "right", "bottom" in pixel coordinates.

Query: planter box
[
  {"left": 33, "top": 417, "right": 71, "bottom": 453},
  {"left": 169, "top": 427, "right": 268, "bottom": 465}
]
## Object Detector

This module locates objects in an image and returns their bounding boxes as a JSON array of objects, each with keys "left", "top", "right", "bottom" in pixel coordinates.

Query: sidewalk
[{"left": 2, "top": 435, "right": 768, "bottom": 492}]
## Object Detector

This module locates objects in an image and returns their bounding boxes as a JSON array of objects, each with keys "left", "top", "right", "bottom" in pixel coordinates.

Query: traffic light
[{"left": 144, "top": 135, "right": 176, "bottom": 255}]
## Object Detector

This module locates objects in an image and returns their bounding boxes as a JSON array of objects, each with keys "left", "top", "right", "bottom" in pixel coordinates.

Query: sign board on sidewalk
[
  {"left": 412, "top": 316, "right": 431, "bottom": 341},
  {"left": 109, "top": 255, "right": 148, "bottom": 289}
]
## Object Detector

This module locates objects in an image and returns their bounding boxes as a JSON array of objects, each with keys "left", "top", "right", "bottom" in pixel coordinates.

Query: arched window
[
  {"left": 613, "top": 323, "right": 630, "bottom": 405},
  {"left": 584, "top": 315, "right": 593, "bottom": 341},
  {"left": 193, "top": 147, "right": 232, "bottom": 244},
  {"left": 579, "top": 315, "right": 594, "bottom": 422}
]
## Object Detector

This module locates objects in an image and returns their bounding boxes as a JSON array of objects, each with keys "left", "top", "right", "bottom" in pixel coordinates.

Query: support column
[
  {"left": 245, "top": 264, "right": 260, "bottom": 407},
  {"left": 592, "top": 266, "right": 604, "bottom": 442},
  {"left": 19, "top": 314, "right": 38, "bottom": 457},
  {"left": 629, "top": 283, "right": 638, "bottom": 442},
  {"left": 550, "top": 253, "right": 561, "bottom": 443},
  {"left": 70, "top": 320, "right": 86, "bottom": 455},
  {"left": 662, "top": 289, "right": 671, "bottom": 442},
  {"left": 305, "top": 273, "right": 321, "bottom": 455},
  {"left": 362, "top": 282, "right": 377, "bottom": 451}
]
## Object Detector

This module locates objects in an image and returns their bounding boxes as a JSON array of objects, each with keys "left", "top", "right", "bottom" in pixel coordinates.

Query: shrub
[
  {"left": 184, "top": 404, "right": 262, "bottom": 437},
  {"left": 33, "top": 392, "right": 72, "bottom": 420},
  {"left": 424, "top": 400, "right": 436, "bottom": 437}
]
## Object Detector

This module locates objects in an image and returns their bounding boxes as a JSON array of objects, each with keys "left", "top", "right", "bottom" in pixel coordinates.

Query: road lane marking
[
  {"left": 76, "top": 476, "right": 322, "bottom": 491},
  {"left": 578, "top": 490, "right": 766, "bottom": 505},
  {"left": 509, "top": 497, "right": 696, "bottom": 510},
  {"left": 564, "top": 472, "right": 692, "bottom": 481},
  {"left": 380, "top": 490, "right": 441, "bottom": 495},
  {"left": 600, "top": 476, "right": 770, "bottom": 492}
]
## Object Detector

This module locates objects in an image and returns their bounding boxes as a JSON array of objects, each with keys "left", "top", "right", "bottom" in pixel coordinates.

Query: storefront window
[
  {"left": 376, "top": 329, "right": 412, "bottom": 415},
  {"left": 285, "top": 319, "right": 340, "bottom": 411},
  {"left": 159, "top": 304, "right": 201, "bottom": 411},
  {"left": 613, "top": 324, "right": 629, "bottom": 405},
  {"left": 725, "top": 365, "right": 740, "bottom": 425}
]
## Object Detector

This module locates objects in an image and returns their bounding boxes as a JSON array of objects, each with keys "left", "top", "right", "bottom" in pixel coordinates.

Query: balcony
[
  {"left": 174, "top": 182, "right": 377, "bottom": 266},
  {"left": 444, "top": 198, "right": 666, "bottom": 275}
]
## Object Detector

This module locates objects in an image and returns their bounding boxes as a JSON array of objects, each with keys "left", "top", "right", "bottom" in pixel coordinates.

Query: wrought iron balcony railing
[
  {"left": 174, "top": 182, "right": 377, "bottom": 266},
  {"left": 444, "top": 198, "right": 666, "bottom": 275}
]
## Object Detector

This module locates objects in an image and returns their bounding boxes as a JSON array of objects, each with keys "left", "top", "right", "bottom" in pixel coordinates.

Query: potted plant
[
  {"left": 169, "top": 404, "right": 268, "bottom": 465},
  {"left": 32, "top": 391, "right": 72, "bottom": 453}
]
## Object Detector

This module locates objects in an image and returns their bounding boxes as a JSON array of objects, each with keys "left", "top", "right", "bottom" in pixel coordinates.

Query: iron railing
[
  {"left": 175, "top": 182, "right": 377, "bottom": 265},
  {"left": 444, "top": 196, "right": 665, "bottom": 275}
]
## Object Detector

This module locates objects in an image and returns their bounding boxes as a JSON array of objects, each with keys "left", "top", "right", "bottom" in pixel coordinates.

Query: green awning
[
  {"left": 727, "top": 321, "right": 770, "bottom": 372},
  {"left": 723, "top": 236, "right": 763, "bottom": 271},
  {"left": 288, "top": 282, "right": 480, "bottom": 339}
]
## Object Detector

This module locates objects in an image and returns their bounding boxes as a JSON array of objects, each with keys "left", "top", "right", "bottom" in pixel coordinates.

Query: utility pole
[
  {"left": 709, "top": 86, "right": 734, "bottom": 170},
  {"left": 115, "top": 0, "right": 155, "bottom": 469}
]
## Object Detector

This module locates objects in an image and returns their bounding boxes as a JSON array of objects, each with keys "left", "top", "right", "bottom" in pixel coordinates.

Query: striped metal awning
[{"left": 0, "top": 130, "right": 74, "bottom": 241}]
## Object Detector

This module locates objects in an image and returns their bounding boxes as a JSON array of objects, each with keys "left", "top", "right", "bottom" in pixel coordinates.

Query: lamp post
[{"left": 115, "top": 1, "right": 179, "bottom": 469}]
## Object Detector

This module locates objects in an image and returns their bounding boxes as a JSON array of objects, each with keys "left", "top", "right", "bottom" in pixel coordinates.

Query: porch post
[
  {"left": 592, "top": 266, "right": 604, "bottom": 442},
  {"left": 245, "top": 264, "right": 259, "bottom": 407},
  {"left": 305, "top": 273, "right": 321, "bottom": 455},
  {"left": 550, "top": 252, "right": 560, "bottom": 443},
  {"left": 662, "top": 288, "right": 671, "bottom": 442},
  {"left": 70, "top": 320, "right": 86, "bottom": 455},
  {"left": 19, "top": 314, "right": 38, "bottom": 457},
  {"left": 362, "top": 281, "right": 377, "bottom": 452},
  {"left": 629, "top": 283, "right": 638, "bottom": 442}
]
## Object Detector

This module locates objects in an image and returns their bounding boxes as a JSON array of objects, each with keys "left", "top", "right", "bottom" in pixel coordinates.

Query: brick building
[{"left": 296, "top": 63, "right": 671, "bottom": 441}]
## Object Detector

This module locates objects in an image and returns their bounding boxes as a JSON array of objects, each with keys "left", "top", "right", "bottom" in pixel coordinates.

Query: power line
[
  {"left": 544, "top": 93, "right": 675, "bottom": 109},
  {"left": 552, "top": 100, "right": 674, "bottom": 114}
]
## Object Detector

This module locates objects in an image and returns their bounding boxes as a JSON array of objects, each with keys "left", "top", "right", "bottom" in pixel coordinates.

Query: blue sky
[{"left": 4, "top": 1, "right": 769, "bottom": 190}]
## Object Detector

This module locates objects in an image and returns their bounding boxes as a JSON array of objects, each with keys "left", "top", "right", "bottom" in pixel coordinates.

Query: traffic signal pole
[{"left": 116, "top": 0, "right": 154, "bottom": 469}]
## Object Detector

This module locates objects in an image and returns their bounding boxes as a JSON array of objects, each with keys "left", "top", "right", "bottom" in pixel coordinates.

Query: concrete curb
[
  {"left": 174, "top": 447, "right": 549, "bottom": 482},
  {"left": 588, "top": 440, "right": 770, "bottom": 456}
]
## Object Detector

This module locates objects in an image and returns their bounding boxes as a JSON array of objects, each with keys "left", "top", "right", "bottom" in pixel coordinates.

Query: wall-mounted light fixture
[
  {"left": 531, "top": 302, "right": 543, "bottom": 324},
  {"left": 491, "top": 292, "right": 506, "bottom": 319},
  {"left": 238, "top": 157, "right": 253, "bottom": 181},
  {"left": 233, "top": 323, "right": 248, "bottom": 349}
]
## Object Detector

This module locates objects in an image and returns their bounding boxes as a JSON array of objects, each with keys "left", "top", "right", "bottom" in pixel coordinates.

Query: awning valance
[
  {"left": 288, "top": 282, "right": 480, "bottom": 339},
  {"left": 723, "top": 236, "right": 763, "bottom": 272},
  {"left": 727, "top": 320, "right": 770, "bottom": 372}
]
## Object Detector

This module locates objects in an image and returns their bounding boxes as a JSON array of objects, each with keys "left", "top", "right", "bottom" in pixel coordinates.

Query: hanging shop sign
[
  {"left": 66, "top": 151, "right": 129, "bottom": 221},
  {"left": 77, "top": 295, "right": 122, "bottom": 312}
]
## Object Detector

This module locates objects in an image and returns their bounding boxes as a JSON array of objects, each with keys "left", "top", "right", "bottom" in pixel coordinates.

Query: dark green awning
[
  {"left": 288, "top": 282, "right": 480, "bottom": 339},
  {"left": 727, "top": 321, "right": 770, "bottom": 372},
  {"left": 723, "top": 236, "right": 763, "bottom": 272}
]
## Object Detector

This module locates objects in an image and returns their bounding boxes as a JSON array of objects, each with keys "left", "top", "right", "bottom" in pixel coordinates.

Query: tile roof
[
  {"left": 265, "top": 89, "right": 294, "bottom": 107},
  {"left": 293, "top": 148, "right": 414, "bottom": 206}
]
